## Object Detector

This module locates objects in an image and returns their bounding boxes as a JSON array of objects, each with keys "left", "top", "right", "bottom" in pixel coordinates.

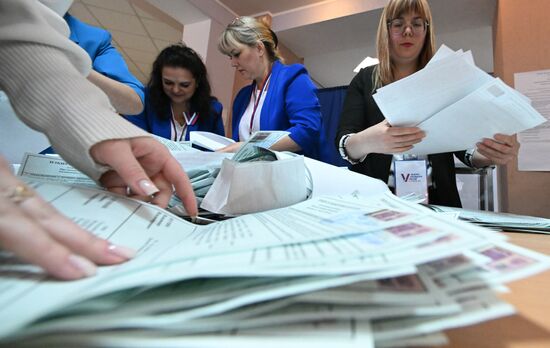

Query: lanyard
[
  {"left": 248, "top": 69, "right": 272, "bottom": 135},
  {"left": 170, "top": 106, "right": 198, "bottom": 142}
]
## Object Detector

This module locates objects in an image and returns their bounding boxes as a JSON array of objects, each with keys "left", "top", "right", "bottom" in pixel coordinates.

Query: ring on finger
[{"left": 3, "top": 184, "right": 35, "bottom": 204}]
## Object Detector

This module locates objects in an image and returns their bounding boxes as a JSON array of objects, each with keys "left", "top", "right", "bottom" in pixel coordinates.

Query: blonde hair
[
  {"left": 373, "top": 0, "right": 435, "bottom": 89},
  {"left": 218, "top": 16, "right": 283, "bottom": 63}
]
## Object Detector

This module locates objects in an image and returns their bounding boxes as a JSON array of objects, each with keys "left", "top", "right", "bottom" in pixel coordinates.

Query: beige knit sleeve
[{"left": 0, "top": 43, "right": 151, "bottom": 180}]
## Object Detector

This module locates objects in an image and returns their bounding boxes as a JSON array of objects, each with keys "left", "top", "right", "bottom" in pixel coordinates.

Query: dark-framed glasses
[{"left": 387, "top": 18, "right": 428, "bottom": 36}]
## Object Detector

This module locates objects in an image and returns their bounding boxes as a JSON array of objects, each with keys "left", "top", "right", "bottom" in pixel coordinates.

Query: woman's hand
[
  {"left": 90, "top": 137, "right": 198, "bottom": 215},
  {"left": 473, "top": 133, "right": 519, "bottom": 167},
  {"left": 345, "top": 120, "right": 425, "bottom": 160},
  {"left": 0, "top": 156, "right": 135, "bottom": 280},
  {"left": 218, "top": 142, "right": 244, "bottom": 153}
]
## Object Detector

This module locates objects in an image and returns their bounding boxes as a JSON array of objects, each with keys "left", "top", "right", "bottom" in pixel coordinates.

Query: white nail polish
[
  {"left": 108, "top": 244, "right": 137, "bottom": 260},
  {"left": 139, "top": 179, "right": 159, "bottom": 196},
  {"left": 68, "top": 255, "right": 96, "bottom": 277}
]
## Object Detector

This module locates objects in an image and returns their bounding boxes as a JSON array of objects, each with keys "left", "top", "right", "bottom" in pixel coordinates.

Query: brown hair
[{"left": 373, "top": 0, "right": 435, "bottom": 89}]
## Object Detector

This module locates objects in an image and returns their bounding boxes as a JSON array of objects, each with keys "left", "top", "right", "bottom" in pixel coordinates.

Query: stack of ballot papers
[
  {"left": 15, "top": 148, "right": 387, "bottom": 219},
  {"left": 1, "top": 178, "right": 549, "bottom": 347},
  {"left": 427, "top": 204, "right": 550, "bottom": 234},
  {"left": 189, "top": 130, "right": 290, "bottom": 152},
  {"left": 189, "top": 131, "right": 235, "bottom": 151},
  {"left": 373, "top": 45, "right": 547, "bottom": 155}
]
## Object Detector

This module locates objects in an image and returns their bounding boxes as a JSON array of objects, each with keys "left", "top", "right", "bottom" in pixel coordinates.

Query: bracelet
[
  {"left": 464, "top": 148, "right": 476, "bottom": 168},
  {"left": 338, "top": 133, "right": 360, "bottom": 164}
]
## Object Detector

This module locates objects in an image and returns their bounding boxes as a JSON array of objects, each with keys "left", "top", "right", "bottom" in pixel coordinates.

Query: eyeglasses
[{"left": 387, "top": 18, "right": 428, "bottom": 36}]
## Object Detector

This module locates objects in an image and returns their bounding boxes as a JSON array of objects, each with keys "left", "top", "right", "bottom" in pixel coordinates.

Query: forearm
[
  {"left": 270, "top": 135, "right": 302, "bottom": 153},
  {"left": 342, "top": 132, "right": 371, "bottom": 161},
  {"left": 0, "top": 43, "right": 149, "bottom": 180},
  {"left": 87, "top": 70, "right": 143, "bottom": 115},
  {"left": 471, "top": 150, "right": 493, "bottom": 168}
]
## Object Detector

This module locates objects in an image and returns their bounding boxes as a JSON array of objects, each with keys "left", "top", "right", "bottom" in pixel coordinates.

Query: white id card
[{"left": 395, "top": 159, "right": 428, "bottom": 203}]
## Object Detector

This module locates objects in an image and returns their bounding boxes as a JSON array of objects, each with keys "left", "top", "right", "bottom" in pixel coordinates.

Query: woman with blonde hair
[
  {"left": 336, "top": 0, "right": 519, "bottom": 207},
  {"left": 218, "top": 17, "right": 321, "bottom": 158}
]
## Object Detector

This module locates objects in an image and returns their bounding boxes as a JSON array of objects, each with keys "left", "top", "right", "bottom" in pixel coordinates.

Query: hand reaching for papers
[
  {"left": 0, "top": 156, "right": 136, "bottom": 280},
  {"left": 473, "top": 133, "right": 520, "bottom": 167},
  {"left": 90, "top": 138, "right": 198, "bottom": 215},
  {"left": 347, "top": 120, "right": 426, "bottom": 159},
  {"left": 218, "top": 142, "right": 244, "bottom": 153}
]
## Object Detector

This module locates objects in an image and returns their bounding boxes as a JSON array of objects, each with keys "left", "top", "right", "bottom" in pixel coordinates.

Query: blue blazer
[
  {"left": 232, "top": 60, "right": 321, "bottom": 158},
  {"left": 125, "top": 89, "right": 225, "bottom": 141},
  {"left": 65, "top": 14, "right": 145, "bottom": 104}
]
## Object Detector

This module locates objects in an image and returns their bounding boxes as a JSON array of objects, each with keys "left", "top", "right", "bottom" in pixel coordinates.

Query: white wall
[
  {"left": 303, "top": 25, "right": 494, "bottom": 88},
  {"left": 437, "top": 25, "right": 494, "bottom": 73},
  {"left": 0, "top": 92, "right": 51, "bottom": 165},
  {"left": 305, "top": 46, "right": 377, "bottom": 88},
  {"left": 204, "top": 19, "right": 236, "bottom": 132}
]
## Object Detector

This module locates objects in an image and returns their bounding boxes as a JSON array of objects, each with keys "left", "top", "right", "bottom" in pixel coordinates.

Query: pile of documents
[
  {"left": 18, "top": 131, "right": 306, "bottom": 217},
  {"left": 427, "top": 204, "right": 550, "bottom": 234},
  {"left": 373, "top": 45, "right": 547, "bottom": 155},
  {"left": 1, "top": 178, "right": 549, "bottom": 347}
]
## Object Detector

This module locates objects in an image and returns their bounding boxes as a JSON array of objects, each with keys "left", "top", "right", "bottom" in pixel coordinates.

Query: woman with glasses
[
  {"left": 125, "top": 44, "right": 224, "bottom": 142},
  {"left": 336, "top": 0, "right": 519, "bottom": 207},
  {"left": 218, "top": 17, "right": 321, "bottom": 158}
]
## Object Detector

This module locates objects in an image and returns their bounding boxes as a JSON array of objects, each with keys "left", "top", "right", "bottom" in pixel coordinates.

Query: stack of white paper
[
  {"left": 373, "top": 45, "right": 547, "bottom": 155},
  {"left": 0, "top": 179, "right": 548, "bottom": 347},
  {"left": 428, "top": 204, "right": 550, "bottom": 234},
  {"left": 189, "top": 131, "right": 235, "bottom": 151}
]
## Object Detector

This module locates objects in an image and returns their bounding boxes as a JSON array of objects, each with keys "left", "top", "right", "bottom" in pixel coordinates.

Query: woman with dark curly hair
[{"left": 126, "top": 44, "right": 224, "bottom": 141}]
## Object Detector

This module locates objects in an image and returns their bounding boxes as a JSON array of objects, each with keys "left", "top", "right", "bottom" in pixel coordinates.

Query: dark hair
[{"left": 147, "top": 43, "right": 217, "bottom": 121}]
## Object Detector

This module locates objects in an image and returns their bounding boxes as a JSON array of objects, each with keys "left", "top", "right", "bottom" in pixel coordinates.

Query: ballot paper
[
  {"left": 17, "top": 152, "right": 98, "bottom": 188},
  {"left": 15, "top": 152, "right": 225, "bottom": 216},
  {"left": 372, "top": 45, "right": 547, "bottom": 155},
  {"left": 188, "top": 130, "right": 289, "bottom": 152},
  {"left": 372, "top": 286, "right": 515, "bottom": 342},
  {"left": 427, "top": 204, "right": 550, "bottom": 234},
  {"left": 408, "top": 78, "right": 545, "bottom": 154},
  {"left": 1, "top": 180, "right": 549, "bottom": 346},
  {"left": 189, "top": 131, "right": 235, "bottom": 151},
  {"left": 17, "top": 321, "right": 376, "bottom": 348},
  {"left": 240, "top": 130, "right": 290, "bottom": 151},
  {"left": 15, "top": 150, "right": 390, "bottom": 218}
]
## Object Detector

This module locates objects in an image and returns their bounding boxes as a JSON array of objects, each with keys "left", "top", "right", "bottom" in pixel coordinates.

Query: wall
[
  {"left": 205, "top": 19, "right": 239, "bottom": 136},
  {"left": 493, "top": 0, "right": 550, "bottom": 217},
  {"left": 437, "top": 25, "right": 494, "bottom": 73},
  {"left": 0, "top": 92, "right": 50, "bottom": 165},
  {"left": 303, "top": 25, "right": 494, "bottom": 88}
]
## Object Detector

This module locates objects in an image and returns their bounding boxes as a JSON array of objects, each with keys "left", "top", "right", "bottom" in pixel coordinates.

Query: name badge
[{"left": 395, "top": 159, "right": 428, "bottom": 203}]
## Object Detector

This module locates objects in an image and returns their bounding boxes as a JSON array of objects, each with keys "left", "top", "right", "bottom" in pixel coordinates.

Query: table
[{"left": 444, "top": 232, "right": 550, "bottom": 347}]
